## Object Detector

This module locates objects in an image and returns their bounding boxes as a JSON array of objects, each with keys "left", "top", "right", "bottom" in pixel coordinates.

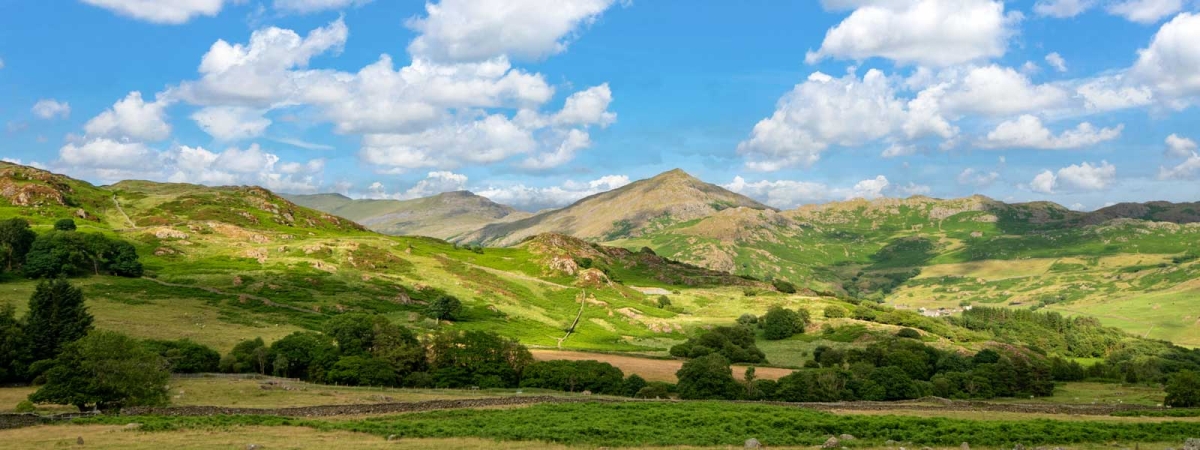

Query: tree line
[{"left": 0, "top": 218, "right": 143, "bottom": 279}]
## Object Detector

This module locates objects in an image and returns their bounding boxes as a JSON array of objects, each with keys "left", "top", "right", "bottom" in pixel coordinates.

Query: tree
[
  {"left": 327, "top": 356, "right": 399, "bottom": 387},
  {"left": 0, "top": 218, "right": 36, "bottom": 272},
  {"left": 669, "top": 326, "right": 765, "bottom": 363},
  {"left": 1166, "top": 370, "right": 1200, "bottom": 407},
  {"left": 268, "top": 332, "right": 338, "bottom": 379},
  {"left": 427, "top": 330, "right": 532, "bottom": 388},
  {"left": 824, "top": 305, "right": 847, "bottom": 319},
  {"left": 772, "top": 279, "right": 797, "bottom": 294},
  {"left": 427, "top": 295, "right": 462, "bottom": 322},
  {"left": 657, "top": 295, "right": 671, "bottom": 308},
  {"left": 53, "top": 219, "right": 76, "bottom": 231},
  {"left": 621, "top": 374, "right": 648, "bottom": 397},
  {"left": 520, "top": 360, "right": 625, "bottom": 394},
  {"left": 22, "top": 231, "right": 142, "bottom": 278},
  {"left": 676, "top": 353, "right": 742, "bottom": 400},
  {"left": 29, "top": 330, "right": 169, "bottom": 411},
  {"left": 325, "top": 313, "right": 426, "bottom": 377},
  {"left": 0, "top": 303, "right": 30, "bottom": 382},
  {"left": 25, "top": 278, "right": 92, "bottom": 363},
  {"left": 762, "top": 306, "right": 807, "bottom": 340},
  {"left": 142, "top": 339, "right": 220, "bottom": 373},
  {"left": 221, "top": 337, "right": 268, "bottom": 374}
]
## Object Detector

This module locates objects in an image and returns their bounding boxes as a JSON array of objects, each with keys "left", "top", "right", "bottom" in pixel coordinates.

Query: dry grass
[
  {"left": 829, "top": 408, "right": 1200, "bottom": 423},
  {"left": 530, "top": 349, "right": 792, "bottom": 382}
]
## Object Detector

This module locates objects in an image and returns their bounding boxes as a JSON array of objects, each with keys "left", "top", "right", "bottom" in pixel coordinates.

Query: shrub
[
  {"left": 621, "top": 374, "right": 648, "bottom": 397},
  {"left": 143, "top": 339, "right": 220, "bottom": 373},
  {"left": 762, "top": 306, "right": 807, "bottom": 340},
  {"left": 53, "top": 219, "right": 76, "bottom": 231},
  {"left": 676, "top": 354, "right": 742, "bottom": 400},
  {"left": 635, "top": 382, "right": 672, "bottom": 399},
  {"left": 669, "top": 326, "right": 765, "bottom": 363},
  {"left": 427, "top": 295, "right": 463, "bottom": 322},
  {"left": 14, "top": 400, "right": 35, "bottom": 413},
  {"left": 824, "top": 305, "right": 848, "bottom": 319},
  {"left": 772, "top": 279, "right": 797, "bottom": 294},
  {"left": 897, "top": 328, "right": 921, "bottom": 339},
  {"left": 656, "top": 295, "right": 671, "bottom": 308},
  {"left": 1166, "top": 370, "right": 1200, "bottom": 408},
  {"left": 736, "top": 313, "right": 758, "bottom": 326}
]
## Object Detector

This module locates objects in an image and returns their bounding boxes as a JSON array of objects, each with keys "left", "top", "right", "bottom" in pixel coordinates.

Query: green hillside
[{"left": 284, "top": 191, "right": 530, "bottom": 241}]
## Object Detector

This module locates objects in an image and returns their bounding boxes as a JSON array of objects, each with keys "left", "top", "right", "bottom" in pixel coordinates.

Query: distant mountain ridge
[{"left": 284, "top": 190, "right": 531, "bottom": 240}]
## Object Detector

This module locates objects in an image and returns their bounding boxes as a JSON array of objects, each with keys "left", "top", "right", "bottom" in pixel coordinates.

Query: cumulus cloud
[
  {"left": 1106, "top": 0, "right": 1182, "bottom": 24},
  {"left": 981, "top": 115, "right": 1123, "bottom": 149},
  {"left": 32, "top": 99, "right": 71, "bottom": 120},
  {"left": 59, "top": 139, "right": 154, "bottom": 169},
  {"left": 192, "top": 107, "right": 271, "bottom": 141},
  {"left": 724, "top": 174, "right": 923, "bottom": 208},
  {"left": 935, "top": 65, "right": 1070, "bottom": 117},
  {"left": 476, "top": 174, "right": 629, "bottom": 211},
  {"left": 1074, "top": 74, "right": 1155, "bottom": 111},
  {"left": 1131, "top": 13, "right": 1200, "bottom": 102},
  {"left": 83, "top": 91, "right": 173, "bottom": 142},
  {"left": 366, "top": 170, "right": 469, "bottom": 200},
  {"left": 166, "top": 144, "right": 326, "bottom": 193},
  {"left": 1159, "top": 153, "right": 1200, "bottom": 179},
  {"left": 273, "top": 0, "right": 373, "bottom": 14},
  {"left": 737, "top": 70, "right": 952, "bottom": 171},
  {"left": 1166, "top": 133, "right": 1198, "bottom": 158},
  {"left": 1045, "top": 53, "right": 1068, "bottom": 72},
  {"left": 80, "top": 0, "right": 226, "bottom": 24},
  {"left": 806, "top": 0, "right": 1021, "bottom": 67},
  {"left": 1029, "top": 161, "right": 1117, "bottom": 193},
  {"left": 406, "top": 0, "right": 617, "bottom": 63}
]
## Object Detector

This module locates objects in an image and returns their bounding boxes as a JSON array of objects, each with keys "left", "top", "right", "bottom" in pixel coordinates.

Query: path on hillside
[
  {"left": 140, "top": 277, "right": 320, "bottom": 315},
  {"left": 111, "top": 194, "right": 137, "bottom": 229}
]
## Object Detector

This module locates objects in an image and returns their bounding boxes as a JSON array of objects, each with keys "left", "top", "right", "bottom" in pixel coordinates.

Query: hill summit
[{"left": 460, "top": 169, "right": 773, "bottom": 246}]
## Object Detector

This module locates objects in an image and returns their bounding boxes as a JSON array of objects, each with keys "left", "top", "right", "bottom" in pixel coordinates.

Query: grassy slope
[{"left": 285, "top": 191, "right": 531, "bottom": 241}]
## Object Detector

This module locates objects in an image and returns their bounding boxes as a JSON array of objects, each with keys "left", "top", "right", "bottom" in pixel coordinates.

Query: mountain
[
  {"left": 460, "top": 169, "right": 774, "bottom": 247},
  {"left": 284, "top": 190, "right": 531, "bottom": 240}
]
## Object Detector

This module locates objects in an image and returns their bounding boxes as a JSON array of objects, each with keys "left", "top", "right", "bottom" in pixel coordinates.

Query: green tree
[
  {"left": 220, "top": 337, "right": 268, "bottom": 374},
  {"left": 520, "top": 360, "right": 625, "bottom": 394},
  {"left": 268, "top": 332, "right": 338, "bottom": 379},
  {"left": 1165, "top": 370, "right": 1200, "bottom": 408},
  {"left": 325, "top": 314, "right": 426, "bottom": 377},
  {"left": 427, "top": 295, "right": 462, "bottom": 322},
  {"left": 142, "top": 339, "right": 220, "bottom": 373},
  {"left": 669, "top": 325, "right": 765, "bottom": 363},
  {"left": 427, "top": 330, "right": 532, "bottom": 388},
  {"left": 772, "top": 279, "right": 797, "bottom": 294},
  {"left": 761, "top": 306, "right": 806, "bottom": 340},
  {"left": 25, "top": 278, "right": 92, "bottom": 363},
  {"left": 327, "top": 356, "right": 399, "bottom": 387},
  {"left": 824, "top": 305, "right": 847, "bottom": 319},
  {"left": 53, "top": 219, "right": 76, "bottom": 231},
  {"left": 676, "top": 353, "right": 742, "bottom": 400},
  {"left": 0, "top": 304, "right": 30, "bottom": 382},
  {"left": 621, "top": 374, "right": 648, "bottom": 397},
  {"left": 0, "top": 218, "right": 37, "bottom": 272},
  {"left": 657, "top": 295, "right": 671, "bottom": 308},
  {"left": 29, "top": 330, "right": 169, "bottom": 411}
]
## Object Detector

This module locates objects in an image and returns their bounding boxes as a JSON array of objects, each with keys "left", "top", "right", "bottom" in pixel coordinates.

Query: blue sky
[{"left": 1, "top": 0, "right": 1198, "bottom": 211}]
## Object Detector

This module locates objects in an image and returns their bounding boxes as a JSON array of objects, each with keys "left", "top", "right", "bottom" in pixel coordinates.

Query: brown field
[{"left": 531, "top": 349, "right": 792, "bottom": 382}]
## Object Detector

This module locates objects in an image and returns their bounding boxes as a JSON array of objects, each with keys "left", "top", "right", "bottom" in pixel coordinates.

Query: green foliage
[
  {"left": 621, "top": 374, "right": 647, "bottom": 397},
  {"left": 53, "top": 219, "right": 76, "bottom": 231},
  {"left": 656, "top": 295, "right": 671, "bottom": 308},
  {"left": 142, "top": 339, "right": 220, "bottom": 373},
  {"left": 0, "top": 218, "right": 36, "bottom": 272},
  {"left": 520, "top": 360, "right": 625, "bottom": 394},
  {"left": 220, "top": 337, "right": 268, "bottom": 374},
  {"left": 669, "top": 325, "right": 765, "bottom": 363},
  {"left": 326, "top": 356, "right": 398, "bottom": 387},
  {"left": 23, "top": 231, "right": 142, "bottom": 278},
  {"left": 269, "top": 332, "right": 338, "bottom": 379},
  {"left": 426, "top": 295, "right": 463, "bottom": 322},
  {"left": 426, "top": 330, "right": 532, "bottom": 389},
  {"left": 771, "top": 279, "right": 797, "bottom": 294},
  {"left": 1166, "top": 370, "right": 1200, "bottom": 408},
  {"left": 761, "top": 306, "right": 808, "bottom": 340},
  {"left": 25, "top": 278, "right": 92, "bottom": 363},
  {"left": 28, "top": 330, "right": 169, "bottom": 411},
  {"left": 951, "top": 307, "right": 1125, "bottom": 358},
  {"left": 0, "top": 303, "right": 30, "bottom": 383},
  {"left": 14, "top": 400, "right": 35, "bottom": 413},
  {"left": 676, "top": 354, "right": 742, "bottom": 400},
  {"left": 824, "top": 305, "right": 847, "bottom": 318},
  {"left": 896, "top": 328, "right": 921, "bottom": 339},
  {"left": 635, "top": 382, "right": 672, "bottom": 399}
]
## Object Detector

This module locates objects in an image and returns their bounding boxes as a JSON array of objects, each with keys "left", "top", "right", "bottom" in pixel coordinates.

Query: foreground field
[{"left": 53, "top": 402, "right": 1200, "bottom": 448}]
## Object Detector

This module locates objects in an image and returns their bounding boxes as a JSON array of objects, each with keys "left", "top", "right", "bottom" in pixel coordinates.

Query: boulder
[
  {"left": 387, "top": 435, "right": 399, "bottom": 442},
  {"left": 961, "top": 443, "right": 970, "bottom": 450},
  {"left": 1186, "top": 439, "right": 1200, "bottom": 450},
  {"left": 840, "top": 434, "right": 857, "bottom": 441},
  {"left": 745, "top": 438, "right": 762, "bottom": 449},
  {"left": 823, "top": 437, "right": 840, "bottom": 449},
  {"left": 77, "top": 437, "right": 84, "bottom": 445}
]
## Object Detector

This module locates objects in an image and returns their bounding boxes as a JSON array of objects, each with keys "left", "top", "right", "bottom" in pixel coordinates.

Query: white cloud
[
  {"left": 519, "top": 129, "right": 593, "bottom": 170},
  {"left": 552, "top": 83, "right": 616, "bottom": 127},
  {"left": 476, "top": 174, "right": 629, "bottom": 211},
  {"left": 851, "top": 175, "right": 890, "bottom": 199},
  {"left": 59, "top": 138, "right": 154, "bottom": 169},
  {"left": 1030, "top": 160, "right": 1117, "bottom": 193},
  {"left": 1166, "top": 133, "right": 1198, "bottom": 158},
  {"left": 1159, "top": 153, "right": 1200, "bottom": 179},
  {"left": 936, "top": 65, "right": 1070, "bottom": 117},
  {"left": 806, "top": 0, "right": 1021, "bottom": 67},
  {"left": 1045, "top": 52, "right": 1068, "bottom": 72},
  {"left": 0, "top": 58, "right": 5, "bottom": 70},
  {"left": 1106, "top": 0, "right": 1182, "bottom": 24},
  {"left": 80, "top": 0, "right": 226, "bottom": 24},
  {"left": 1075, "top": 74, "right": 1155, "bottom": 111},
  {"left": 166, "top": 144, "right": 325, "bottom": 192},
  {"left": 406, "top": 0, "right": 617, "bottom": 63},
  {"left": 881, "top": 143, "right": 919, "bottom": 158},
  {"left": 738, "top": 70, "right": 951, "bottom": 171},
  {"left": 192, "top": 107, "right": 271, "bottom": 141},
  {"left": 981, "top": 115, "right": 1123, "bottom": 149},
  {"left": 1034, "top": 0, "right": 1097, "bottom": 17},
  {"left": 83, "top": 91, "right": 172, "bottom": 142},
  {"left": 896, "top": 182, "right": 931, "bottom": 196},
  {"left": 1131, "top": 13, "right": 1200, "bottom": 101},
  {"left": 957, "top": 168, "right": 1000, "bottom": 186},
  {"left": 360, "top": 114, "right": 536, "bottom": 170},
  {"left": 273, "top": 0, "right": 373, "bottom": 14},
  {"left": 32, "top": 99, "right": 71, "bottom": 120},
  {"left": 723, "top": 177, "right": 835, "bottom": 209}
]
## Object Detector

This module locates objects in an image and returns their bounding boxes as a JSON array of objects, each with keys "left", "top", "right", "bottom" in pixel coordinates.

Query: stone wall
[
  {"left": 122, "top": 396, "right": 629, "bottom": 417},
  {"left": 0, "top": 412, "right": 99, "bottom": 430}
]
